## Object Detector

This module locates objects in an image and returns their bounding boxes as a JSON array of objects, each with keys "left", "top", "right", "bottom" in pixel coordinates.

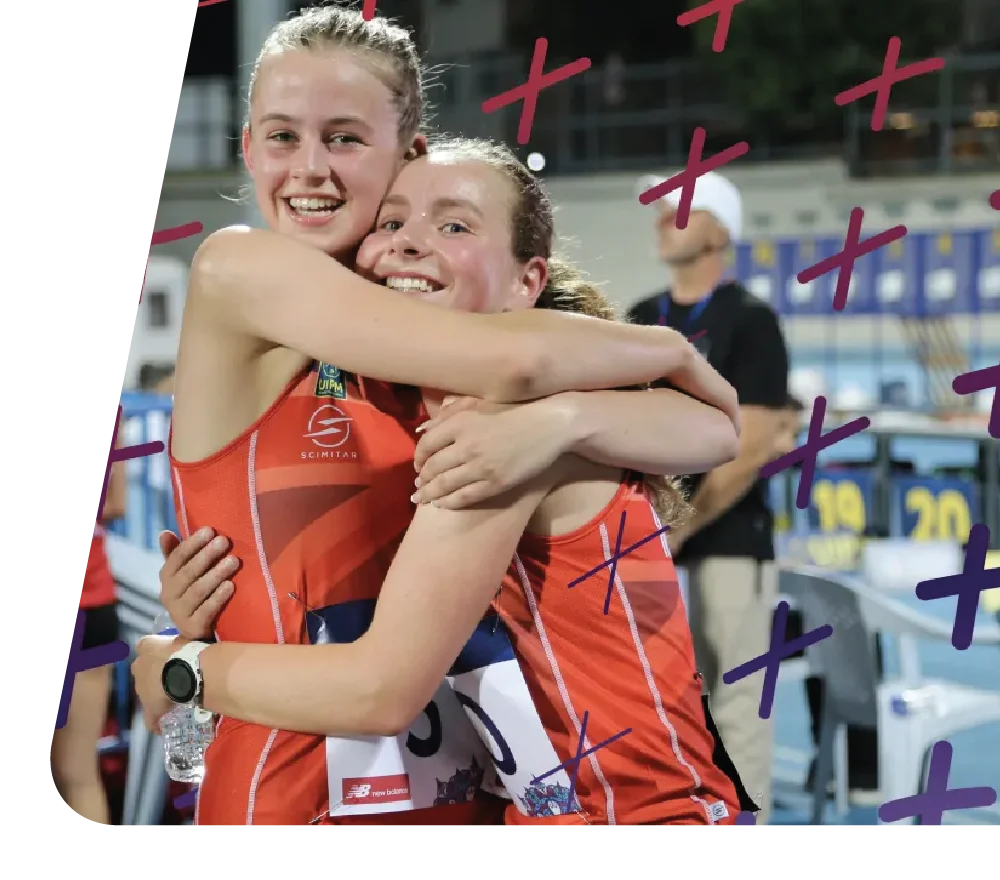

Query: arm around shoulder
[{"left": 187, "top": 226, "right": 542, "bottom": 402}]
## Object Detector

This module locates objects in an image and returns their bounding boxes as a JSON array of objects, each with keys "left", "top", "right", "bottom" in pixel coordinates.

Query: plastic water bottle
[{"left": 153, "top": 612, "right": 215, "bottom": 783}]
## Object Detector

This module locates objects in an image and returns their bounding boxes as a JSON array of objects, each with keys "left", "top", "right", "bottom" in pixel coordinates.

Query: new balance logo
[{"left": 341, "top": 774, "right": 411, "bottom": 806}]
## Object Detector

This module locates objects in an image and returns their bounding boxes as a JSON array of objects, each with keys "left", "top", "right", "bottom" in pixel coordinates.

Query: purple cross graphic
[
  {"left": 877, "top": 740, "right": 997, "bottom": 824},
  {"left": 953, "top": 365, "right": 1000, "bottom": 440},
  {"left": 722, "top": 600, "right": 833, "bottom": 719},
  {"left": 567, "top": 510, "right": 670, "bottom": 614},
  {"left": 759, "top": 395, "right": 870, "bottom": 510},
  {"left": 530, "top": 710, "right": 631, "bottom": 815},
  {"left": 915, "top": 523, "right": 998, "bottom": 651}
]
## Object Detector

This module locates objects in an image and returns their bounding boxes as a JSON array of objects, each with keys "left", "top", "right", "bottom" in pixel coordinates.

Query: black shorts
[
  {"left": 81, "top": 603, "right": 121, "bottom": 651},
  {"left": 50, "top": 603, "right": 119, "bottom": 733}
]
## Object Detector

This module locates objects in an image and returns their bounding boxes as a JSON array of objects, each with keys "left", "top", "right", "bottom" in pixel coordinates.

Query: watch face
[{"left": 162, "top": 658, "right": 197, "bottom": 703}]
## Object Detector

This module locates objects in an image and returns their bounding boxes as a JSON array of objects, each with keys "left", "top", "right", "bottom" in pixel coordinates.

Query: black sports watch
[{"left": 161, "top": 641, "right": 212, "bottom": 718}]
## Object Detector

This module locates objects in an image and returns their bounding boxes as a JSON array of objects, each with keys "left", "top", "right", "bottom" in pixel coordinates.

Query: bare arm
[
  {"left": 195, "top": 480, "right": 547, "bottom": 736},
  {"left": 190, "top": 226, "right": 701, "bottom": 403},
  {"left": 671, "top": 304, "right": 789, "bottom": 550},
  {"left": 557, "top": 388, "right": 740, "bottom": 476},
  {"left": 671, "top": 405, "right": 783, "bottom": 546},
  {"left": 410, "top": 386, "right": 739, "bottom": 508}
]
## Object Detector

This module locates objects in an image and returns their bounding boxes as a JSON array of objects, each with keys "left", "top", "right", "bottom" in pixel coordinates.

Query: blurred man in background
[
  {"left": 773, "top": 394, "right": 805, "bottom": 457},
  {"left": 627, "top": 171, "right": 790, "bottom": 823}
]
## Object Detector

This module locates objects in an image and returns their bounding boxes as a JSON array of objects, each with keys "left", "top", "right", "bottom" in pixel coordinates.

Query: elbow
[
  {"left": 717, "top": 423, "right": 742, "bottom": 465},
  {"left": 484, "top": 333, "right": 548, "bottom": 402},
  {"left": 361, "top": 697, "right": 424, "bottom": 739},
  {"left": 695, "top": 412, "right": 741, "bottom": 471},
  {"left": 337, "top": 664, "right": 427, "bottom": 738}
]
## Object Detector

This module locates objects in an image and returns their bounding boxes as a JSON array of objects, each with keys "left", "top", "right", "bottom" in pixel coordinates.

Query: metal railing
[{"left": 169, "top": 51, "right": 1000, "bottom": 177}]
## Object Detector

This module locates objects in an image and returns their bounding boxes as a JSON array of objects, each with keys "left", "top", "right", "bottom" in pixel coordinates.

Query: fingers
[
  {"left": 159, "top": 531, "right": 238, "bottom": 638},
  {"left": 182, "top": 579, "right": 235, "bottom": 639},
  {"left": 423, "top": 481, "right": 495, "bottom": 509},
  {"left": 160, "top": 527, "right": 215, "bottom": 575},
  {"left": 413, "top": 420, "right": 459, "bottom": 472},
  {"left": 415, "top": 464, "right": 502, "bottom": 506},
  {"left": 438, "top": 396, "right": 477, "bottom": 416},
  {"left": 415, "top": 397, "right": 477, "bottom": 435},
  {"left": 172, "top": 552, "right": 238, "bottom": 622},
  {"left": 173, "top": 536, "right": 233, "bottom": 600},
  {"left": 416, "top": 443, "right": 467, "bottom": 488},
  {"left": 159, "top": 530, "right": 181, "bottom": 561}
]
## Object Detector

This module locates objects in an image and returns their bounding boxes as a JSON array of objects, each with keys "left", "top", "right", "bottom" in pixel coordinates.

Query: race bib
[
  {"left": 325, "top": 680, "right": 493, "bottom": 817},
  {"left": 310, "top": 600, "right": 493, "bottom": 818},
  {"left": 448, "top": 616, "right": 580, "bottom": 818}
]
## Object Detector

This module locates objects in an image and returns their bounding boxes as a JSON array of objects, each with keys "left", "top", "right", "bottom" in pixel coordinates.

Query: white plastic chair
[
  {"left": 779, "top": 541, "right": 1000, "bottom": 825},
  {"left": 859, "top": 539, "right": 1000, "bottom": 824}
]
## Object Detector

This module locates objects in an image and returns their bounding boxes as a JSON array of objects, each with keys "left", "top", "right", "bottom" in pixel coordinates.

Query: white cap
[{"left": 636, "top": 170, "right": 743, "bottom": 243}]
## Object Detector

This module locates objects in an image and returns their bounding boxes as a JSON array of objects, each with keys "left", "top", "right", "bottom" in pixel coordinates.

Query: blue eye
[
  {"left": 442, "top": 222, "right": 469, "bottom": 234},
  {"left": 379, "top": 219, "right": 403, "bottom": 232}
]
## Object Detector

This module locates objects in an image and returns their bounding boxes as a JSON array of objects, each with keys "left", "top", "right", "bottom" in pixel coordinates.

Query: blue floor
[{"left": 769, "top": 593, "right": 1000, "bottom": 825}]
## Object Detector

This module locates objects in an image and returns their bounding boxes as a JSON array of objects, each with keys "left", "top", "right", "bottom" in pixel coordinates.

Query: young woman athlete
[
  {"left": 138, "top": 5, "right": 738, "bottom": 825},
  {"left": 135, "top": 137, "right": 757, "bottom": 825}
]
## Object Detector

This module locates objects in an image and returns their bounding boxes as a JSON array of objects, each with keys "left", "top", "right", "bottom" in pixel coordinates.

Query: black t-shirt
[{"left": 626, "top": 282, "right": 789, "bottom": 562}]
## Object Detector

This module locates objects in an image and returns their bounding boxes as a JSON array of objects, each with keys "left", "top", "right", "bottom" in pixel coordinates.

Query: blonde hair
[
  {"left": 424, "top": 136, "right": 692, "bottom": 527},
  {"left": 247, "top": 2, "right": 425, "bottom": 144}
]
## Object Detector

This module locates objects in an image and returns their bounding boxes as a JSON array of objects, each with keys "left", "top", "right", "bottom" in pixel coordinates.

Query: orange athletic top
[
  {"left": 496, "top": 477, "right": 747, "bottom": 825},
  {"left": 169, "top": 362, "right": 502, "bottom": 826},
  {"left": 81, "top": 526, "right": 116, "bottom": 610}
]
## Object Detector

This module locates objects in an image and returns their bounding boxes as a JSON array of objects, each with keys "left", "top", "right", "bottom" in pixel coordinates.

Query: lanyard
[{"left": 657, "top": 292, "right": 712, "bottom": 330}]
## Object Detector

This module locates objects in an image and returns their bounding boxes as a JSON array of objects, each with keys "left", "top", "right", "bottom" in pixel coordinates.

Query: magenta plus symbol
[
  {"left": 676, "top": 0, "right": 747, "bottom": 52},
  {"left": 567, "top": 510, "right": 670, "bottom": 614},
  {"left": 878, "top": 741, "right": 997, "bottom": 824},
  {"left": 143, "top": 221, "right": 204, "bottom": 304},
  {"left": 638, "top": 128, "right": 749, "bottom": 229},
  {"left": 915, "top": 524, "right": 999, "bottom": 650},
  {"left": 759, "top": 395, "right": 870, "bottom": 509},
  {"left": 835, "top": 37, "right": 945, "bottom": 132},
  {"left": 482, "top": 38, "right": 591, "bottom": 145},
  {"left": 797, "top": 208, "right": 908, "bottom": 311}
]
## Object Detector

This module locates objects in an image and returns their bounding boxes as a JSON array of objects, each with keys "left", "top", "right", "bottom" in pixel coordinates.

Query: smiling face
[
  {"left": 355, "top": 153, "right": 547, "bottom": 314},
  {"left": 242, "top": 48, "right": 411, "bottom": 262}
]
